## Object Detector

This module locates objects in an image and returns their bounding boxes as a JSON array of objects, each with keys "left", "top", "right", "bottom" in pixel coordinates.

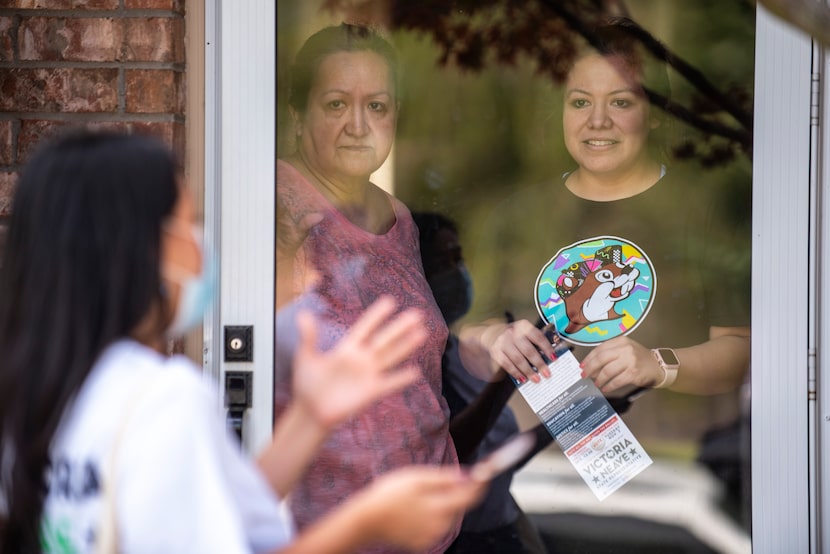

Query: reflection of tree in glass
[
  {"left": 322, "top": 0, "right": 754, "bottom": 167},
  {"left": 760, "top": 0, "right": 830, "bottom": 46},
  {"left": 320, "top": 0, "right": 810, "bottom": 168}
]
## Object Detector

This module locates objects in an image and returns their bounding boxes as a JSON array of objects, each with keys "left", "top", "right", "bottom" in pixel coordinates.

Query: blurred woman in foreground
[{"left": 0, "top": 130, "right": 484, "bottom": 554}]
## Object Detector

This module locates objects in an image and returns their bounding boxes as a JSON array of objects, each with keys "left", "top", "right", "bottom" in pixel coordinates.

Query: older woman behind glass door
[{"left": 273, "top": 23, "right": 462, "bottom": 554}]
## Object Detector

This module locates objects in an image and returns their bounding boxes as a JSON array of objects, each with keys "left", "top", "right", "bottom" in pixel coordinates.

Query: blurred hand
[
  {"left": 276, "top": 193, "right": 323, "bottom": 260},
  {"left": 579, "top": 335, "right": 663, "bottom": 393},
  {"left": 292, "top": 296, "right": 425, "bottom": 428},
  {"left": 275, "top": 194, "right": 323, "bottom": 309},
  {"left": 358, "top": 466, "right": 486, "bottom": 551}
]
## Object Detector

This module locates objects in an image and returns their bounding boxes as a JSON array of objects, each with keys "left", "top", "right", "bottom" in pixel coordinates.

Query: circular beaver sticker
[{"left": 535, "top": 236, "right": 656, "bottom": 346}]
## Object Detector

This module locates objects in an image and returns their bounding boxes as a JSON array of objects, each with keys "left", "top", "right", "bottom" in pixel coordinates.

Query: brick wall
[{"left": 0, "top": 0, "right": 187, "bottom": 221}]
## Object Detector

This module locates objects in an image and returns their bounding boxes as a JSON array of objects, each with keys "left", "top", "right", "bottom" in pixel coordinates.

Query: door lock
[
  {"left": 224, "top": 370, "right": 253, "bottom": 443},
  {"left": 224, "top": 325, "right": 253, "bottom": 362}
]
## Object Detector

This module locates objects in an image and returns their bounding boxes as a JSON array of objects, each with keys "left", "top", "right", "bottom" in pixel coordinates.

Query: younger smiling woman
[{"left": 460, "top": 17, "right": 751, "bottom": 398}]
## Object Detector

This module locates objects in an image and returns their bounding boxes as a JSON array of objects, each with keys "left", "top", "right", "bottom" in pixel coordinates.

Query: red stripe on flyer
[{"left": 566, "top": 415, "right": 618, "bottom": 456}]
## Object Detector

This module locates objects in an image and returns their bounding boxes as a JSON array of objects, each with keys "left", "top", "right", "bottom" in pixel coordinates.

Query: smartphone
[{"left": 469, "top": 431, "right": 536, "bottom": 482}]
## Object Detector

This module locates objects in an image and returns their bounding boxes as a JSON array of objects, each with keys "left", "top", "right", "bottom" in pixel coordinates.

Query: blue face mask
[
  {"left": 164, "top": 228, "right": 217, "bottom": 338},
  {"left": 429, "top": 263, "right": 473, "bottom": 326}
]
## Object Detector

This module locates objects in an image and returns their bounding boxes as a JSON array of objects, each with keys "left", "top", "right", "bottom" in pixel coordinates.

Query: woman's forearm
[
  {"left": 457, "top": 321, "right": 508, "bottom": 380},
  {"left": 672, "top": 327, "right": 751, "bottom": 395},
  {"left": 257, "top": 402, "right": 328, "bottom": 498},
  {"left": 274, "top": 490, "right": 379, "bottom": 554}
]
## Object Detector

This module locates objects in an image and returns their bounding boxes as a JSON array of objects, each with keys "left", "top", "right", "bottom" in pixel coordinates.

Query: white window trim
[
  {"left": 205, "top": 0, "right": 276, "bottom": 454},
  {"left": 753, "top": 5, "right": 813, "bottom": 551},
  {"left": 817, "top": 7, "right": 830, "bottom": 554}
]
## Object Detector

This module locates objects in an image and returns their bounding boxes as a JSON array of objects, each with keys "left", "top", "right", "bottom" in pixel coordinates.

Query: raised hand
[{"left": 292, "top": 295, "right": 425, "bottom": 428}]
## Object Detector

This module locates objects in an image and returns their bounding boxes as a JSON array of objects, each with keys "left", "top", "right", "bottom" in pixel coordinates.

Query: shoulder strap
[{"left": 96, "top": 371, "right": 164, "bottom": 554}]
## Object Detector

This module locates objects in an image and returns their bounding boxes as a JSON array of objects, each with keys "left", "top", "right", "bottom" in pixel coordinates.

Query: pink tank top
[{"left": 275, "top": 160, "right": 459, "bottom": 554}]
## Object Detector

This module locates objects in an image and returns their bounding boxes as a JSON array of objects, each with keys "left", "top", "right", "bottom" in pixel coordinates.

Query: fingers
[
  {"left": 343, "top": 296, "right": 427, "bottom": 369},
  {"left": 367, "top": 309, "right": 427, "bottom": 369},
  {"left": 346, "top": 295, "right": 398, "bottom": 342},
  {"left": 369, "top": 466, "right": 485, "bottom": 551},
  {"left": 295, "top": 296, "right": 426, "bottom": 378},
  {"left": 491, "top": 321, "right": 555, "bottom": 384},
  {"left": 468, "top": 432, "right": 535, "bottom": 482},
  {"left": 393, "top": 466, "right": 484, "bottom": 510},
  {"left": 372, "top": 364, "right": 420, "bottom": 398},
  {"left": 580, "top": 338, "right": 657, "bottom": 393},
  {"left": 276, "top": 197, "right": 323, "bottom": 257},
  {"left": 298, "top": 211, "right": 324, "bottom": 234},
  {"left": 292, "top": 299, "right": 425, "bottom": 419},
  {"left": 294, "top": 310, "right": 319, "bottom": 362},
  {"left": 581, "top": 341, "right": 624, "bottom": 392},
  {"left": 427, "top": 470, "right": 486, "bottom": 513},
  {"left": 591, "top": 359, "right": 629, "bottom": 392}
]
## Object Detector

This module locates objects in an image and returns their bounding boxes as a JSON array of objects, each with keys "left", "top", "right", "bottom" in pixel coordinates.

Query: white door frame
[
  {"left": 816, "top": 7, "right": 830, "bottom": 553},
  {"left": 203, "top": 2, "right": 826, "bottom": 548},
  {"left": 751, "top": 5, "right": 813, "bottom": 552},
  {"left": 204, "top": 0, "right": 276, "bottom": 454}
]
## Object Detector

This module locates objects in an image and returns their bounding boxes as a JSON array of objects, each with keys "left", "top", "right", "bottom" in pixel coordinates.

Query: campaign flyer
[{"left": 514, "top": 328, "right": 652, "bottom": 501}]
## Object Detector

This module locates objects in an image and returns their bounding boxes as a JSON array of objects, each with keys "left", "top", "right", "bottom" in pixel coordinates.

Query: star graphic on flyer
[
  {"left": 593, "top": 476, "right": 600, "bottom": 484},
  {"left": 629, "top": 448, "right": 638, "bottom": 457}
]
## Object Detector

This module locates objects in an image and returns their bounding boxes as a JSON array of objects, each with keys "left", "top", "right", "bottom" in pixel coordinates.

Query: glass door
[{"left": 268, "top": 1, "right": 821, "bottom": 550}]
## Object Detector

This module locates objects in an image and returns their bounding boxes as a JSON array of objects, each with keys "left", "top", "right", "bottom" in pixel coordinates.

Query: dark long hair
[{"left": 0, "top": 130, "right": 179, "bottom": 552}]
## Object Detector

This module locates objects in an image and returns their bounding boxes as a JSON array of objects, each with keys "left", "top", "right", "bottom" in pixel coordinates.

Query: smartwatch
[{"left": 651, "top": 348, "right": 680, "bottom": 389}]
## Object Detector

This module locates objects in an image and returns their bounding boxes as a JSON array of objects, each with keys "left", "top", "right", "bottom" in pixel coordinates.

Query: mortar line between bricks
[
  {"left": 0, "top": 62, "right": 185, "bottom": 70},
  {"left": 0, "top": 10, "right": 180, "bottom": 18}
]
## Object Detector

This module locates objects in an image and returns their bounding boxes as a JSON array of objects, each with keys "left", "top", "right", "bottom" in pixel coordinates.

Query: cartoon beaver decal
[
  {"left": 535, "top": 237, "right": 656, "bottom": 346},
  {"left": 555, "top": 245, "right": 639, "bottom": 334}
]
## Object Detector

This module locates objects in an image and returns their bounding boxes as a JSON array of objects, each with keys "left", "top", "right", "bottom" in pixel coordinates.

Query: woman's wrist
[
  {"left": 286, "top": 398, "right": 332, "bottom": 439},
  {"left": 347, "top": 484, "right": 385, "bottom": 544},
  {"left": 280, "top": 490, "right": 379, "bottom": 554},
  {"left": 479, "top": 322, "right": 509, "bottom": 348},
  {"left": 651, "top": 348, "right": 680, "bottom": 388},
  {"left": 261, "top": 401, "right": 329, "bottom": 496}
]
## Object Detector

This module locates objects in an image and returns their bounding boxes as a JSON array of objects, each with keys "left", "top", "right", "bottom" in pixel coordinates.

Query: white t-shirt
[{"left": 38, "top": 339, "right": 293, "bottom": 554}]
